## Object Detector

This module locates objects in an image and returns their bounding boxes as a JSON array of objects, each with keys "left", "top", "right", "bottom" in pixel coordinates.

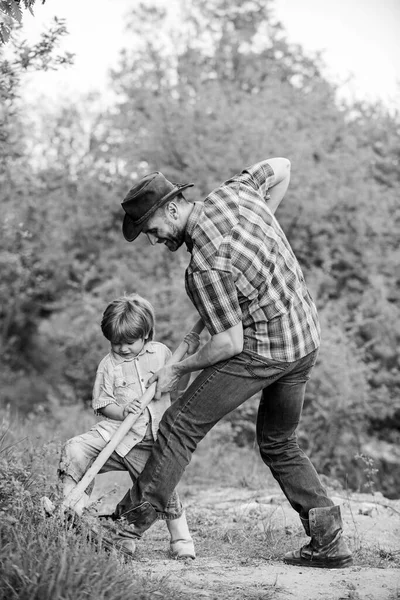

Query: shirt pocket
[{"left": 114, "top": 375, "right": 140, "bottom": 404}]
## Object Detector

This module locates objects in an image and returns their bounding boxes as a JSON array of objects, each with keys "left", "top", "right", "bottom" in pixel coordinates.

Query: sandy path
[{"left": 91, "top": 475, "right": 400, "bottom": 600}]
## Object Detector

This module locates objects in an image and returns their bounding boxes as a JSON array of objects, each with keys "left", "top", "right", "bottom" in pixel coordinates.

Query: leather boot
[
  {"left": 93, "top": 501, "right": 158, "bottom": 558},
  {"left": 284, "top": 505, "right": 353, "bottom": 568},
  {"left": 101, "top": 534, "right": 137, "bottom": 559},
  {"left": 118, "top": 501, "right": 159, "bottom": 536}
]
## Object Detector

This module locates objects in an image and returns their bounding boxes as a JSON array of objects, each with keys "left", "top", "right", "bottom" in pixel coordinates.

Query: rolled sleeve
[
  {"left": 92, "top": 362, "right": 118, "bottom": 415},
  {"left": 189, "top": 269, "right": 242, "bottom": 335},
  {"left": 242, "top": 161, "right": 275, "bottom": 201}
]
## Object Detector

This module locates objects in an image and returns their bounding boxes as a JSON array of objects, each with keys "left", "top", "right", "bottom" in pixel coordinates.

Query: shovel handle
[{"left": 63, "top": 318, "right": 204, "bottom": 511}]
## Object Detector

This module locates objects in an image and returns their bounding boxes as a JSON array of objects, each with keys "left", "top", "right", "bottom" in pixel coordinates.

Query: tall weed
[{"left": 0, "top": 408, "right": 186, "bottom": 600}]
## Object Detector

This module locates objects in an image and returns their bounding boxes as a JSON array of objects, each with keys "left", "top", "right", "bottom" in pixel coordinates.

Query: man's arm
[
  {"left": 263, "top": 157, "right": 291, "bottom": 215},
  {"left": 148, "top": 322, "right": 243, "bottom": 400},
  {"left": 172, "top": 331, "right": 201, "bottom": 399}
]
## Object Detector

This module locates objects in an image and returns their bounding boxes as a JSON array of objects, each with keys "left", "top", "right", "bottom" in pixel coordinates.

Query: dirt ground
[{"left": 91, "top": 473, "right": 400, "bottom": 600}]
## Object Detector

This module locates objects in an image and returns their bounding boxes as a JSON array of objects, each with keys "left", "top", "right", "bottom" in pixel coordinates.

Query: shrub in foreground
[{"left": 0, "top": 423, "right": 185, "bottom": 600}]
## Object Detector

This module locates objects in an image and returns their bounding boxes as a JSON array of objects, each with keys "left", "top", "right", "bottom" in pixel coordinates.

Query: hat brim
[{"left": 122, "top": 182, "right": 194, "bottom": 242}]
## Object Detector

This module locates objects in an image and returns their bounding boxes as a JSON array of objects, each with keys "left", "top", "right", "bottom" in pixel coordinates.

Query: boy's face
[{"left": 111, "top": 338, "right": 146, "bottom": 358}]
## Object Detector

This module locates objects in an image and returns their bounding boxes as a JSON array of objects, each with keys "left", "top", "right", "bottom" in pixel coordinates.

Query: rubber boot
[
  {"left": 284, "top": 505, "right": 353, "bottom": 568},
  {"left": 167, "top": 511, "right": 196, "bottom": 560}
]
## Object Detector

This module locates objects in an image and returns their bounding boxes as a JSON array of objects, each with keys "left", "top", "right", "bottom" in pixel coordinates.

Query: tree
[
  {"left": 98, "top": 0, "right": 400, "bottom": 494},
  {"left": 0, "top": 0, "right": 47, "bottom": 44},
  {"left": 0, "top": 15, "right": 74, "bottom": 410},
  {"left": 1, "top": 0, "right": 399, "bottom": 495}
]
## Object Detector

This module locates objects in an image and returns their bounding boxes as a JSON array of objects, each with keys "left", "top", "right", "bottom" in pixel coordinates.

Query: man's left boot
[
  {"left": 93, "top": 501, "right": 159, "bottom": 558},
  {"left": 284, "top": 505, "right": 353, "bottom": 568},
  {"left": 118, "top": 500, "right": 159, "bottom": 533}
]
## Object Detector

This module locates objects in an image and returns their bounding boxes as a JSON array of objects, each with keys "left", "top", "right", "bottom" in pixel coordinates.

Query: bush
[{"left": 0, "top": 414, "right": 187, "bottom": 600}]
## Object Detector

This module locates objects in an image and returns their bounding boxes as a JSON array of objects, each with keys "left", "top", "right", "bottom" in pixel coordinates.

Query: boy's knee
[
  {"left": 58, "top": 436, "right": 89, "bottom": 481},
  {"left": 61, "top": 436, "right": 86, "bottom": 463}
]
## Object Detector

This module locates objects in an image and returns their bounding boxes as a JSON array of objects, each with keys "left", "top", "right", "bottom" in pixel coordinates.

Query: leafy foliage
[
  {"left": 0, "top": 0, "right": 45, "bottom": 44},
  {"left": 1, "top": 0, "right": 400, "bottom": 496}
]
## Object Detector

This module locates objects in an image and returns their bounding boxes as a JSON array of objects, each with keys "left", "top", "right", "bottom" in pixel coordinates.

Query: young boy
[{"left": 58, "top": 293, "right": 199, "bottom": 559}]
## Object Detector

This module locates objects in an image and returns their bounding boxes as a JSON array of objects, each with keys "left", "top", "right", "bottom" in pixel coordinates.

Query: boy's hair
[{"left": 101, "top": 293, "right": 155, "bottom": 344}]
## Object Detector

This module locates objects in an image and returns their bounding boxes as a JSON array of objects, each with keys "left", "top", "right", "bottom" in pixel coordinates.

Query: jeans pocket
[
  {"left": 245, "top": 353, "right": 290, "bottom": 380},
  {"left": 279, "top": 349, "right": 319, "bottom": 384}
]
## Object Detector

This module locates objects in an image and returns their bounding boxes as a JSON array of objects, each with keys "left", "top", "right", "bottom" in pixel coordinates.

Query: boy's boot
[
  {"left": 167, "top": 511, "right": 196, "bottom": 560},
  {"left": 284, "top": 505, "right": 353, "bottom": 568}
]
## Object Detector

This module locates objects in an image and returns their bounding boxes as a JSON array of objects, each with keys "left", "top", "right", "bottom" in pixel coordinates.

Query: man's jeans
[{"left": 115, "top": 348, "right": 333, "bottom": 531}]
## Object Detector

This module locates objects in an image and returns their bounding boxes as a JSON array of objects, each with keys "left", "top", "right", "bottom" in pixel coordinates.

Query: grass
[
  {"left": 1, "top": 405, "right": 400, "bottom": 600},
  {"left": 0, "top": 407, "right": 192, "bottom": 600}
]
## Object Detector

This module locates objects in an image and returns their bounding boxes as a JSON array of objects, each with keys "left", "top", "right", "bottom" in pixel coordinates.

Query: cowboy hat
[{"left": 121, "top": 171, "right": 194, "bottom": 242}]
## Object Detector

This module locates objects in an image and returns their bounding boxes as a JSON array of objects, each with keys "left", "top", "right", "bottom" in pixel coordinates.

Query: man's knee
[
  {"left": 258, "top": 433, "right": 299, "bottom": 464},
  {"left": 157, "top": 409, "right": 201, "bottom": 459}
]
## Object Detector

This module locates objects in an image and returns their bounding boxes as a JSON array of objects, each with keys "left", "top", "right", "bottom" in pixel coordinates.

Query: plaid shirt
[{"left": 184, "top": 160, "right": 320, "bottom": 362}]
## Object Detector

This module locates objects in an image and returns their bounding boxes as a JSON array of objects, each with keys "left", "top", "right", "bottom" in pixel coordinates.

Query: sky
[{"left": 15, "top": 0, "right": 400, "bottom": 109}]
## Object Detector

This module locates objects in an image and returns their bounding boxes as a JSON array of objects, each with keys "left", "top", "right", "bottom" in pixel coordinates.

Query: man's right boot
[{"left": 284, "top": 505, "right": 353, "bottom": 568}]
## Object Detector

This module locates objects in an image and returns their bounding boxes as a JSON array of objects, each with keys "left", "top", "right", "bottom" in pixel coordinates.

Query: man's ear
[{"left": 166, "top": 201, "right": 179, "bottom": 220}]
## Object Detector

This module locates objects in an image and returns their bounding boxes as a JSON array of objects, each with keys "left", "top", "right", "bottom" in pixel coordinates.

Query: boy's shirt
[{"left": 92, "top": 341, "right": 172, "bottom": 457}]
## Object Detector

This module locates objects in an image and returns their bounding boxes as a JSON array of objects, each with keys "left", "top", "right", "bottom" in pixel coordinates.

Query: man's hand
[
  {"left": 147, "top": 364, "right": 181, "bottom": 400},
  {"left": 148, "top": 323, "right": 243, "bottom": 401}
]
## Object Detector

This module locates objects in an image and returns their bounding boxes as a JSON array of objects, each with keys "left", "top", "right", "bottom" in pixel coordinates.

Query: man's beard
[{"left": 164, "top": 220, "right": 185, "bottom": 251}]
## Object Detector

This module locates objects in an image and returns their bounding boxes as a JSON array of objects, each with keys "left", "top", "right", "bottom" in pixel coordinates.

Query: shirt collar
[
  {"left": 185, "top": 202, "right": 203, "bottom": 253},
  {"left": 111, "top": 341, "right": 156, "bottom": 364}
]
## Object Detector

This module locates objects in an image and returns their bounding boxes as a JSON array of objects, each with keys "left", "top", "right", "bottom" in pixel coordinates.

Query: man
[{"left": 111, "top": 158, "right": 352, "bottom": 568}]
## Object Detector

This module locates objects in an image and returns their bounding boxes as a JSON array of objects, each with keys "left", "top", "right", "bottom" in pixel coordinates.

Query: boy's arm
[
  {"left": 93, "top": 359, "right": 124, "bottom": 418},
  {"left": 100, "top": 400, "right": 142, "bottom": 421},
  {"left": 94, "top": 358, "right": 143, "bottom": 420},
  {"left": 99, "top": 403, "right": 124, "bottom": 421}
]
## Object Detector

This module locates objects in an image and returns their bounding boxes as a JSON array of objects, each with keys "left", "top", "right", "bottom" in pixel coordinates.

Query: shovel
[{"left": 42, "top": 318, "right": 204, "bottom": 515}]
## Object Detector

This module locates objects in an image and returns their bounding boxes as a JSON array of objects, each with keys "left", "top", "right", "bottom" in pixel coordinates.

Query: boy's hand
[
  {"left": 183, "top": 331, "right": 201, "bottom": 355},
  {"left": 122, "top": 398, "right": 143, "bottom": 419}
]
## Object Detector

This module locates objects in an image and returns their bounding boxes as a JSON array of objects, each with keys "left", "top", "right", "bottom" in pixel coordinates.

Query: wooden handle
[{"left": 63, "top": 318, "right": 204, "bottom": 510}]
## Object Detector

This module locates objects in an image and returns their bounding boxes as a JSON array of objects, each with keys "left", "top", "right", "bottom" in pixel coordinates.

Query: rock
[{"left": 358, "top": 502, "right": 378, "bottom": 516}]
